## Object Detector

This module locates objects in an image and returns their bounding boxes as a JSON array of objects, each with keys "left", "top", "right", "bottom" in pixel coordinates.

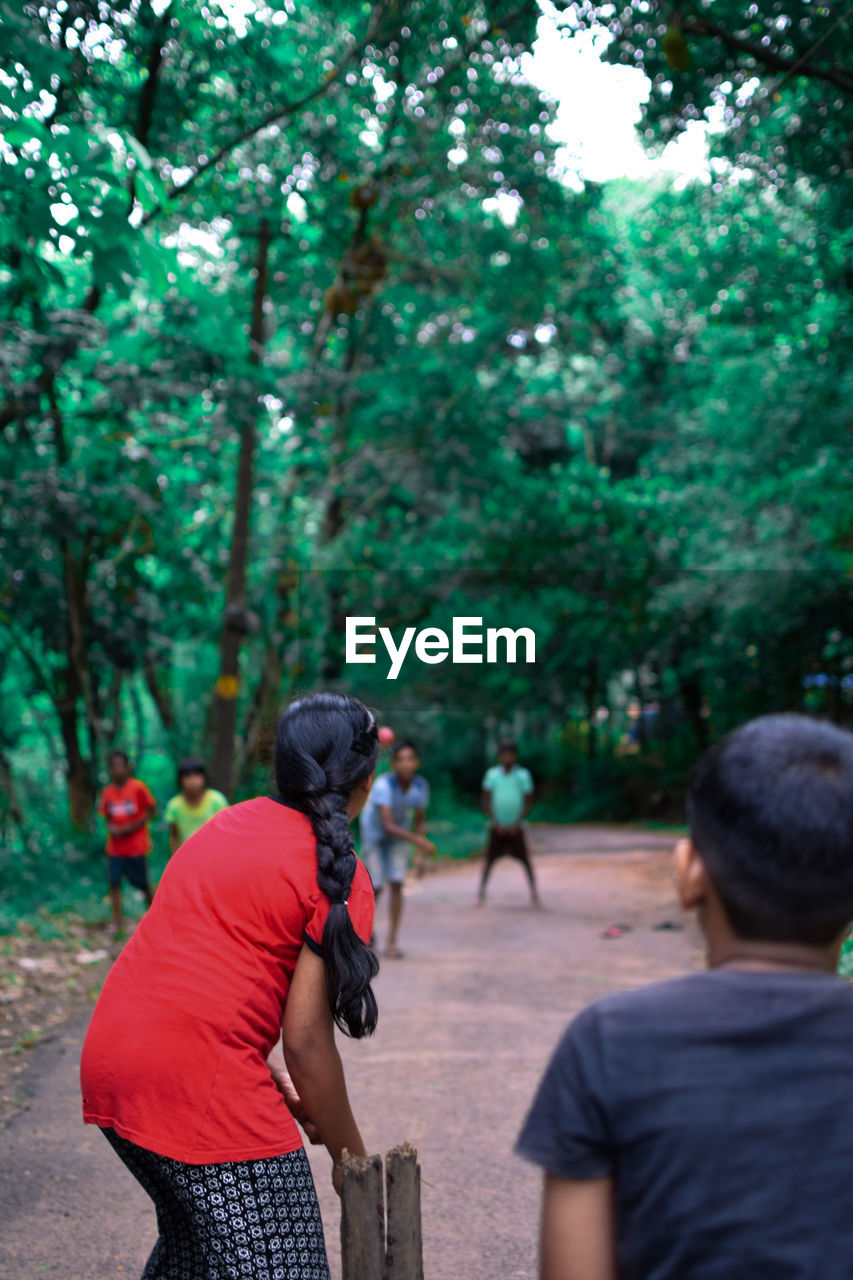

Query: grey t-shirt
[
  {"left": 517, "top": 968, "right": 853, "bottom": 1279},
  {"left": 359, "top": 772, "right": 429, "bottom": 847}
]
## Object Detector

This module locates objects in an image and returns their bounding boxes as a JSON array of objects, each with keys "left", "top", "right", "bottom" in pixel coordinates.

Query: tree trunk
[
  {"left": 143, "top": 658, "right": 175, "bottom": 731},
  {"left": 678, "top": 671, "right": 709, "bottom": 751},
  {"left": 314, "top": 184, "right": 387, "bottom": 681},
  {"left": 828, "top": 660, "right": 845, "bottom": 724},
  {"left": 0, "top": 746, "right": 25, "bottom": 836},
  {"left": 48, "top": 373, "right": 98, "bottom": 824},
  {"left": 210, "top": 219, "right": 271, "bottom": 797},
  {"left": 634, "top": 667, "right": 649, "bottom": 751},
  {"left": 318, "top": 296, "right": 375, "bottom": 680},
  {"left": 127, "top": 675, "right": 147, "bottom": 768},
  {"left": 57, "top": 691, "right": 96, "bottom": 828},
  {"left": 235, "top": 640, "right": 284, "bottom": 784},
  {"left": 585, "top": 660, "right": 598, "bottom": 759}
]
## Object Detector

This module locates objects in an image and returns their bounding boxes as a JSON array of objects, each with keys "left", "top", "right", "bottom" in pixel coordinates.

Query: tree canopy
[{"left": 1, "top": 0, "right": 851, "bottom": 892}]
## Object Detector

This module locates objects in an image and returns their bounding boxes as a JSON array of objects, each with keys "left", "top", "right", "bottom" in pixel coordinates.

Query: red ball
[{"left": 377, "top": 726, "right": 395, "bottom": 746}]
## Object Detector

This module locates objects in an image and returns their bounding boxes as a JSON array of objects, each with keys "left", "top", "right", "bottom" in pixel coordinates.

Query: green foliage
[
  {"left": 561, "top": 2, "right": 853, "bottom": 191},
  {"left": 0, "top": 1, "right": 851, "bottom": 922}
]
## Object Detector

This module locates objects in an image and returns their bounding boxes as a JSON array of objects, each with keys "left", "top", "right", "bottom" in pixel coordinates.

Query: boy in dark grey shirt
[{"left": 517, "top": 714, "right": 853, "bottom": 1280}]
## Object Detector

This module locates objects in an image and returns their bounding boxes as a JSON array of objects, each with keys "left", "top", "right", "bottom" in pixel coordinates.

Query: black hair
[
  {"left": 390, "top": 739, "right": 418, "bottom": 758},
  {"left": 107, "top": 749, "right": 130, "bottom": 765},
  {"left": 273, "top": 691, "right": 379, "bottom": 1037},
  {"left": 497, "top": 740, "right": 518, "bottom": 755},
  {"left": 178, "top": 757, "right": 208, "bottom": 783},
  {"left": 688, "top": 713, "right": 853, "bottom": 945}
]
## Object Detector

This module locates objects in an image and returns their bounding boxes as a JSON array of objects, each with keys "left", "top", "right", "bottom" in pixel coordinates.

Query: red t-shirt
[
  {"left": 80, "top": 797, "right": 374, "bottom": 1163},
  {"left": 98, "top": 778, "right": 156, "bottom": 856}
]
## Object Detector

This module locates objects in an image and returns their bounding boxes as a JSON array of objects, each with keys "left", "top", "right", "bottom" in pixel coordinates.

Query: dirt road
[{"left": 0, "top": 825, "right": 697, "bottom": 1280}]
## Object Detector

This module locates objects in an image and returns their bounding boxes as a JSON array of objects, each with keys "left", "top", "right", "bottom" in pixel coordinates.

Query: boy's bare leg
[
  {"left": 369, "top": 885, "right": 382, "bottom": 948},
  {"left": 141, "top": 857, "right": 155, "bottom": 908},
  {"left": 386, "top": 882, "right": 404, "bottom": 956},
  {"left": 478, "top": 830, "right": 498, "bottom": 902},
  {"left": 109, "top": 884, "right": 124, "bottom": 930},
  {"left": 477, "top": 856, "right": 495, "bottom": 903},
  {"left": 525, "top": 864, "right": 542, "bottom": 907},
  {"left": 520, "top": 842, "right": 542, "bottom": 907}
]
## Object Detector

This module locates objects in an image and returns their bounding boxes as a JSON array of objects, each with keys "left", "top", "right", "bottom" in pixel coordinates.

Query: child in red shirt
[{"left": 97, "top": 749, "right": 157, "bottom": 933}]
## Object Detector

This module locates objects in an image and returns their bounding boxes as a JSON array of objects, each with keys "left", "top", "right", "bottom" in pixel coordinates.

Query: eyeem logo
[{"left": 345, "top": 616, "right": 536, "bottom": 681}]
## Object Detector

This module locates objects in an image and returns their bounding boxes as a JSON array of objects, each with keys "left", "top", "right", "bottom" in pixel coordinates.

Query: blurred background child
[
  {"left": 479, "top": 740, "right": 539, "bottom": 907},
  {"left": 360, "top": 740, "right": 435, "bottom": 958},
  {"left": 97, "top": 749, "right": 157, "bottom": 934},
  {"left": 164, "top": 757, "right": 229, "bottom": 855}
]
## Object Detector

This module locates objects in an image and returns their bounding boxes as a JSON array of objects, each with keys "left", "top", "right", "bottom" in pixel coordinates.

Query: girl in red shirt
[{"left": 80, "top": 692, "right": 380, "bottom": 1280}]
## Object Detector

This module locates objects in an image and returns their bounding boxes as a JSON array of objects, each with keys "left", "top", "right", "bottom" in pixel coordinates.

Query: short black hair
[
  {"left": 178, "top": 757, "right": 208, "bottom": 781},
  {"left": 391, "top": 739, "right": 418, "bottom": 758},
  {"left": 107, "top": 749, "right": 129, "bottom": 764},
  {"left": 497, "top": 740, "right": 518, "bottom": 755},
  {"left": 688, "top": 714, "right": 853, "bottom": 945}
]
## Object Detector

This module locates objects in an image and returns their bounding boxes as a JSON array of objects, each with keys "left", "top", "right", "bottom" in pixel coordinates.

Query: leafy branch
[{"left": 683, "top": 9, "right": 853, "bottom": 95}]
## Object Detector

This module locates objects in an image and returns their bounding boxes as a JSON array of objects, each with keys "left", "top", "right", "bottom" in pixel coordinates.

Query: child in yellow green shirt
[{"left": 164, "top": 758, "right": 229, "bottom": 854}]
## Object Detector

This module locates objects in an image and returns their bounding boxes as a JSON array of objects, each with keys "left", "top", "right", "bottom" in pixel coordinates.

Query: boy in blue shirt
[
  {"left": 517, "top": 714, "right": 853, "bottom": 1280},
  {"left": 479, "top": 740, "right": 539, "bottom": 906},
  {"left": 360, "top": 740, "right": 435, "bottom": 958}
]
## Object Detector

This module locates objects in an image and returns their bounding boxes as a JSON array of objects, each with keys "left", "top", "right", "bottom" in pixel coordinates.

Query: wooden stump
[
  {"left": 385, "top": 1142, "right": 424, "bottom": 1280},
  {"left": 341, "top": 1143, "right": 423, "bottom": 1280},
  {"left": 340, "top": 1152, "right": 384, "bottom": 1280}
]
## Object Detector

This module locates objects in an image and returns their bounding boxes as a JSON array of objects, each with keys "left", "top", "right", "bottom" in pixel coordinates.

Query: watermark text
[{"left": 345, "top": 616, "right": 536, "bottom": 680}]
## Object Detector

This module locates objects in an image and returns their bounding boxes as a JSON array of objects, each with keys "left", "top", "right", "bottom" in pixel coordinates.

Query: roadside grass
[
  {"left": 0, "top": 828, "right": 172, "bottom": 938},
  {"left": 424, "top": 800, "right": 488, "bottom": 862},
  {"left": 3, "top": 802, "right": 489, "bottom": 933},
  {"left": 1, "top": 798, "right": 684, "bottom": 936}
]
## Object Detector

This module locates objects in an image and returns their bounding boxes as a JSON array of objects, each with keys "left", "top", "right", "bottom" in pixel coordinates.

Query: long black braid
[{"left": 273, "top": 692, "right": 380, "bottom": 1037}]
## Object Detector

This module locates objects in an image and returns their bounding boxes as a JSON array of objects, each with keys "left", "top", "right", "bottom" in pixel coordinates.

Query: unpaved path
[{"left": 0, "top": 825, "right": 698, "bottom": 1280}]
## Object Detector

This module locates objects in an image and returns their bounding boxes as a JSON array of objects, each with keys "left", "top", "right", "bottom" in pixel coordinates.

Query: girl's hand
[
  {"left": 269, "top": 1062, "right": 323, "bottom": 1143},
  {"left": 332, "top": 1162, "right": 343, "bottom": 1196}
]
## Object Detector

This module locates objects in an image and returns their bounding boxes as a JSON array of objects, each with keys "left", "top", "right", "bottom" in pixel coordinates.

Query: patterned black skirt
[{"left": 102, "top": 1127, "right": 330, "bottom": 1280}]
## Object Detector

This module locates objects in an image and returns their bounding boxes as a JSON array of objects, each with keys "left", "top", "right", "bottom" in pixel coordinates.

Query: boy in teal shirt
[
  {"left": 478, "top": 740, "right": 539, "bottom": 906},
  {"left": 164, "top": 758, "right": 229, "bottom": 854}
]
